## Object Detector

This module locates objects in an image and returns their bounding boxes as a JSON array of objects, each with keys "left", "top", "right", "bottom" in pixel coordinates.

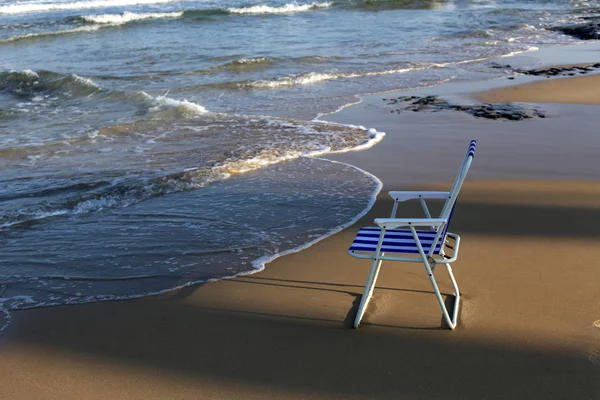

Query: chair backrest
[
  {"left": 439, "top": 140, "right": 476, "bottom": 221},
  {"left": 424, "top": 140, "right": 475, "bottom": 256}
]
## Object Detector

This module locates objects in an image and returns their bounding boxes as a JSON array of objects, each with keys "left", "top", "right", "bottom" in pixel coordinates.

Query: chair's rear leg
[
  {"left": 445, "top": 263, "right": 460, "bottom": 327},
  {"left": 423, "top": 260, "right": 456, "bottom": 330},
  {"left": 354, "top": 258, "right": 383, "bottom": 328}
]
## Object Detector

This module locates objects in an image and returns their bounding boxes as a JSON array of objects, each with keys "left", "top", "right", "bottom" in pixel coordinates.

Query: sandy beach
[{"left": 2, "top": 51, "right": 600, "bottom": 398}]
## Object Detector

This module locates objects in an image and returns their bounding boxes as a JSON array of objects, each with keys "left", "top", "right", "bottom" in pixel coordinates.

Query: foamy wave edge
[
  {"left": 140, "top": 91, "right": 209, "bottom": 114},
  {"left": 0, "top": 0, "right": 192, "bottom": 15},
  {"left": 0, "top": 25, "right": 103, "bottom": 43},
  {"left": 249, "top": 156, "right": 383, "bottom": 268},
  {"left": 0, "top": 126, "right": 385, "bottom": 335},
  {"left": 82, "top": 11, "right": 183, "bottom": 24},
  {"left": 228, "top": 2, "right": 332, "bottom": 15},
  {"left": 244, "top": 67, "right": 417, "bottom": 88},
  {"left": 0, "top": 12, "right": 184, "bottom": 43}
]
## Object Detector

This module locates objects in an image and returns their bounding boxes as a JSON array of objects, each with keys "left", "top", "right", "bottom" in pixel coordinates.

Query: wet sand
[{"left": 2, "top": 53, "right": 600, "bottom": 398}]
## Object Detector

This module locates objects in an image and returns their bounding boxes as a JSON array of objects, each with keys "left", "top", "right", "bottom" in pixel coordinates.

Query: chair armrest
[
  {"left": 374, "top": 218, "right": 447, "bottom": 230},
  {"left": 388, "top": 191, "right": 450, "bottom": 202}
]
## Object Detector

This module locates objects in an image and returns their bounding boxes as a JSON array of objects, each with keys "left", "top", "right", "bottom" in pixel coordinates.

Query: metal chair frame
[{"left": 348, "top": 140, "right": 476, "bottom": 330}]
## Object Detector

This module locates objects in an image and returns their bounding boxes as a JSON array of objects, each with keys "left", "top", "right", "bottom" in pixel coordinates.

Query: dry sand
[
  {"left": 2, "top": 61, "right": 600, "bottom": 399},
  {"left": 475, "top": 73, "right": 600, "bottom": 105}
]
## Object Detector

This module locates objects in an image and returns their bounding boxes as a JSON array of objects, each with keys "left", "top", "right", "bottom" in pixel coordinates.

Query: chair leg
[
  {"left": 423, "top": 260, "right": 454, "bottom": 329},
  {"left": 354, "top": 258, "right": 383, "bottom": 328},
  {"left": 445, "top": 263, "right": 461, "bottom": 327},
  {"left": 410, "top": 227, "right": 459, "bottom": 330}
]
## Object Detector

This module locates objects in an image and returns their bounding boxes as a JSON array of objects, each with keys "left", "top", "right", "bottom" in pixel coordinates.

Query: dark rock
[
  {"left": 551, "top": 23, "right": 600, "bottom": 40},
  {"left": 508, "top": 62, "right": 600, "bottom": 78},
  {"left": 384, "top": 96, "right": 546, "bottom": 121}
]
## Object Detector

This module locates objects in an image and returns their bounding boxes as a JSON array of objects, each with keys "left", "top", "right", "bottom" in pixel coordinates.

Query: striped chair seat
[{"left": 349, "top": 227, "right": 445, "bottom": 255}]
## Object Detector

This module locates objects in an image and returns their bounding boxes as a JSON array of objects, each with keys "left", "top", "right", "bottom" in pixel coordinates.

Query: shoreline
[
  {"left": 2, "top": 40, "right": 599, "bottom": 323},
  {"left": 2, "top": 41, "right": 600, "bottom": 398}
]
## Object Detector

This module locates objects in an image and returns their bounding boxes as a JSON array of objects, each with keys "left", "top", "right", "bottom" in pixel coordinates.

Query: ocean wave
[
  {"left": 498, "top": 46, "right": 539, "bottom": 58},
  {"left": 80, "top": 11, "right": 183, "bottom": 24},
  {"left": 241, "top": 67, "right": 417, "bottom": 88},
  {"left": 224, "top": 57, "right": 275, "bottom": 65},
  {"left": 0, "top": 116, "right": 381, "bottom": 228},
  {"left": 0, "top": 155, "right": 384, "bottom": 336},
  {"left": 1, "top": 11, "right": 184, "bottom": 43},
  {"left": 140, "top": 92, "right": 210, "bottom": 115},
  {"left": 0, "top": 25, "right": 103, "bottom": 43},
  {"left": 0, "top": 69, "right": 102, "bottom": 98},
  {"left": 0, "top": 2, "right": 340, "bottom": 42},
  {"left": 343, "top": 0, "right": 449, "bottom": 11},
  {"left": 210, "top": 120, "right": 384, "bottom": 177},
  {"left": 89, "top": 55, "right": 347, "bottom": 83},
  {"left": 215, "top": 57, "right": 280, "bottom": 72},
  {"left": 0, "top": 209, "right": 69, "bottom": 230},
  {"left": 0, "top": 0, "right": 193, "bottom": 15},
  {"left": 228, "top": 2, "right": 332, "bottom": 15}
]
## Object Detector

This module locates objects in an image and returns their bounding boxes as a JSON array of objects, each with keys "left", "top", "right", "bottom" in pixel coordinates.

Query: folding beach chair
[{"left": 348, "top": 140, "right": 476, "bottom": 330}]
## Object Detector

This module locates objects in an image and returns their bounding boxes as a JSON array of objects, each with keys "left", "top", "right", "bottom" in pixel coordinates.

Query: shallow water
[{"left": 1, "top": 0, "right": 599, "bottom": 331}]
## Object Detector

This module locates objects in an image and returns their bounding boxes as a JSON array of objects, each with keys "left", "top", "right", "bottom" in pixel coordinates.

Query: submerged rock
[
  {"left": 385, "top": 96, "right": 546, "bottom": 120},
  {"left": 551, "top": 21, "right": 600, "bottom": 40},
  {"left": 489, "top": 62, "right": 600, "bottom": 78}
]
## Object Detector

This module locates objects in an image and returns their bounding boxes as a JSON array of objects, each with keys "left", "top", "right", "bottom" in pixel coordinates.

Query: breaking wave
[
  {"left": 228, "top": 2, "right": 332, "bottom": 14},
  {"left": 0, "top": 69, "right": 102, "bottom": 98},
  {"left": 141, "top": 92, "right": 210, "bottom": 115},
  {"left": 0, "top": 4, "right": 334, "bottom": 43},
  {"left": 80, "top": 11, "right": 183, "bottom": 24},
  {"left": 0, "top": 0, "right": 193, "bottom": 15},
  {"left": 217, "top": 57, "right": 280, "bottom": 71},
  {"left": 0, "top": 25, "right": 103, "bottom": 43},
  {"left": 240, "top": 66, "right": 419, "bottom": 88},
  {"left": 0, "top": 87, "right": 382, "bottom": 229}
]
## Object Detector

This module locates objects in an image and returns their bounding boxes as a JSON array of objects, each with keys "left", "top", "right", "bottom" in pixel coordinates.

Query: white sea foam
[
  {"left": 212, "top": 123, "right": 385, "bottom": 178},
  {"left": 138, "top": 91, "right": 209, "bottom": 115},
  {"left": 150, "top": 94, "right": 209, "bottom": 115},
  {"left": 82, "top": 11, "right": 183, "bottom": 25},
  {"left": 1, "top": 11, "right": 183, "bottom": 42},
  {"left": 0, "top": 0, "right": 192, "bottom": 15},
  {"left": 0, "top": 210, "right": 69, "bottom": 230},
  {"left": 499, "top": 46, "right": 539, "bottom": 58},
  {"left": 72, "top": 196, "right": 127, "bottom": 214},
  {"left": 519, "top": 24, "right": 541, "bottom": 32},
  {"left": 0, "top": 25, "right": 102, "bottom": 43},
  {"left": 213, "top": 151, "right": 302, "bottom": 177},
  {"left": 0, "top": 295, "right": 38, "bottom": 334},
  {"left": 0, "top": 307, "right": 9, "bottom": 334},
  {"left": 228, "top": 2, "right": 331, "bottom": 14},
  {"left": 19, "top": 69, "right": 40, "bottom": 78},
  {"left": 432, "top": 57, "right": 491, "bottom": 68},
  {"left": 72, "top": 74, "right": 101, "bottom": 89},
  {"left": 245, "top": 67, "right": 415, "bottom": 88},
  {"left": 235, "top": 57, "right": 269, "bottom": 64}
]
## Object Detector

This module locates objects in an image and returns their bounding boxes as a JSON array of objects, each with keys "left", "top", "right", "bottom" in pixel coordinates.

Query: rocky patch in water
[
  {"left": 384, "top": 96, "right": 546, "bottom": 121},
  {"left": 551, "top": 17, "right": 600, "bottom": 40},
  {"left": 490, "top": 62, "right": 600, "bottom": 78}
]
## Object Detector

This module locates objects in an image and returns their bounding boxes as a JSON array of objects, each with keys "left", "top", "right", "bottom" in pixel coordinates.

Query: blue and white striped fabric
[
  {"left": 468, "top": 140, "right": 476, "bottom": 158},
  {"left": 349, "top": 227, "right": 444, "bottom": 255}
]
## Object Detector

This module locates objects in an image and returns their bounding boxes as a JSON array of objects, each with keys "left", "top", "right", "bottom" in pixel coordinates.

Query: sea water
[{"left": 0, "top": 0, "right": 597, "bottom": 332}]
